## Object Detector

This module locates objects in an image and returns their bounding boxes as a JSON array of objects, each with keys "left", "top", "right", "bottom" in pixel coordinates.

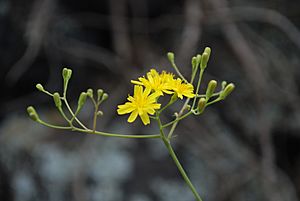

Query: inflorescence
[{"left": 27, "top": 47, "right": 235, "bottom": 201}]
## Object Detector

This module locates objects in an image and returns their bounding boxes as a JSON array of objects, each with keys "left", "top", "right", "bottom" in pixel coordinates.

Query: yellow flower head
[
  {"left": 117, "top": 85, "right": 161, "bottom": 125},
  {"left": 168, "top": 78, "right": 195, "bottom": 99},
  {"left": 131, "top": 69, "right": 174, "bottom": 95}
]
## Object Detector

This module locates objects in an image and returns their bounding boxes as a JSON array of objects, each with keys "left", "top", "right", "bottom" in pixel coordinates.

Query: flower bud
[
  {"left": 97, "top": 89, "right": 104, "bottom": 102},
  {"left": 97, "top": 111, "right": 103, "bottom": 116},
  {"left": 221, "top": 81, "right": 227, "bottom": 90},
  {"left": 219, "top": 83, "right": 235, "bottom": 100},
  {"left": 27, "top": 106, "right": 36, "bottom": 115},
  {"left": 197, "top": 98, "right": 206, "bottom": 114},
  {"left": 196, "top": 54, "right": 201, "bottom": 65},
  {"left": 191, "top": 56, "right": 198, "bottom": 70},
  {"left": 206, "top": 80, "right": 217, "bottom": 99},
  {"left": 200, "top": 47, "right": 211, "bottom": 70},
  {"left": 87, "top": 88, "right": 93, "bottom": 98},
  {"left": 53, "top": 92, "right": 62, "bottom": 109},
  {"left": 204, "top": 47, "right": 211, "bottom": 56},
  {"left": 62, "top": 68, "right": 72, "bottom": 81},
  {"left": 102, "top": 93, "right": 109, "bottom": 101},
  {"left": 78, "top": 92, "right": 87, "bottom": 109},
  {"left": 167, "top": 52, "right": 175, "bottom": 63},
  {"left": 185, "top": 105, "right": 191, "bottom": 111},
  {"left": 27, "top": 106, "right": 39, "bottom": 121},
  {"left": 174, "top": 112, "right": 179, "bottom": 117},
  {"left": 36, "top": 83, "right": 44, "bottom": 91}
]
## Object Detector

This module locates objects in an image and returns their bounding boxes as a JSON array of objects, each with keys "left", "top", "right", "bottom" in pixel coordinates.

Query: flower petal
[
  {"left": 139, "top": 113, "right": 150, "bottom": 125},
  {"left": 134, "top": 85, "right": 143, "bottom": 98},
  {"left": 117, "top": 103, "right": 134, "bottom": 114},
  {"left": 128, "top": 110, "right": 138, "bottom": 123},
  {"left": 131, "top": 80, "right": 143, "bottom": 85},
  {"left": 143, "top": 86, "right": 152, "bottom": 97}
]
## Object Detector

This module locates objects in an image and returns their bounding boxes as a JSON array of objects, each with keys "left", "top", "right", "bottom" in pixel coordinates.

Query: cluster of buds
[
  {"left": 27, "top": 68, "right": 109, "bottom": 129},
  {"left": 175, "top": 47, "right": 235, "bottom": 115}
]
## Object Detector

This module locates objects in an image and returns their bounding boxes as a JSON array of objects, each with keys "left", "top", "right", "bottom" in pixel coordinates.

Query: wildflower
[
  {"left": 131, "top": 69, "right": 174, "bottom": 95},
  {"left": 168, "top": 78, "right": 195, "bottom": 99},
  {"left": 117, "top": 85, "right": 161, "bottom": 125}
]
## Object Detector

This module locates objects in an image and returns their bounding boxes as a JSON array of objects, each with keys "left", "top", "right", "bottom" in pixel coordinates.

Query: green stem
[
  {"left": 192, "top": 69, "right": 204, "bottom": 109},
  {"left": 41, "top": 89, "right": 55, "bottom": 97},
  {"left": 37, "top": 119, "right": 161, "bottom": 139},
  {"left": 63, "top": 97, "right": 88, "bottom": 130},
  {"left": 75, "top": 128, "right": 161, "bottom": 139},
  {"left": 196, "top": 92, "right": 221, "bottom": 98},
  {"left": 58, "top": 107, "right": 71, "bottom": 124},
  {"left": 162, "top": 111, "right": 192, "bottom": 128},
  {"left": 62, "top": 78, "right": 88, "bottom": 130},
  {"left": 162, "top": 137, "right": 203, "bottom": 201},
  {"left": 170, "top": 60, "right": 188, "bottom": 83},
  {"left": 206, "top": 97, "right": 222, "bottom": 106},
  {"left": 156, "top": 116, "right": 203, "bottom": 201},
  {"left": 90, "top": 97, "right": 100, "bottom": 132},
  {"left": 158, "top": 95, "right": 177, "bottom": 114},
  {"left": 167, "top": 98, "right": 190, "bottom": 139},
  {"left": 190, "top": 64, "right": 199, "bottom": 84},
  {"left": 38, "top": 119, "right": 72, "bottom": 130}
]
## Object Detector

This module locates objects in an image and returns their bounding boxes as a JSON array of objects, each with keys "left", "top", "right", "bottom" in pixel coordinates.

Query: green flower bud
[
  {"left": 197, "top": 98, "right": 206, "bottom": 114},
  {"left": 62, "top": 68, "right": 68, "bottom": 77},
  {"left": 219, "top": 83, "right": 235, "bottom": 100},
  {"left": 62, "top": 68, "right": 72, "bottom": 81},
  {"left": 27, "top": 106, "right": 35, "bottom": 114},
  {"left": 200, "top": 47, "right": 211, "bottom": 70},
  {"left": 78, "top": 92, "right": 87, "bottom": 109},
  {"left": 221, "top": 81, "right": 227, "bottom": 90},
  {"left": 206, "top": 80, "right": 217, "bottom": 99},
  {"left": 87, "top": 88, "right": 93, "bottom": 98},
  {"left": 204, "top": 47, "right": 211, "bottom": 56},
  {"left": 97, "top": 89, "right": 104, "bottom": 102},
  {"left": 200, "top": 53, "right": 209, "bottom": 70},
  {"left": 167, "top": 52, "right": 175, "bottom": 63},
  {"left": 174, "top": 112, "right": 179, "bottom": 117},
  {"left": 102, "top": 93, "right": 109, "bottom": 101},
  {"left": 191, "top": 56, "right": 198, "bottom": 70},
  {"left": 36, "top": 83, "right": 44, "bottom": 91},
  {"left": 97, "top": 111, "right": 104, "bottom": 116},
  {"left": 196, "top": 54, "right": 201, "bottom": 65},
  {"left": 53, "top": 92, "right": 62, "bottom": 108},
  {"left": 27, "top": 106, "right": 39, "bottom": 121}
]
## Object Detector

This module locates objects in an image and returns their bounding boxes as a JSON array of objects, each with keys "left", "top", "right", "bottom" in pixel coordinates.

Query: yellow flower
[
  {"left": 168, "top": 78, "right": 195, "bottom": 99},
  {"left": 131, "top": 69, "right": 174, "bottom": 95},
  {"left": 117, "top": 85, "right": 161, "bottom": 125}
]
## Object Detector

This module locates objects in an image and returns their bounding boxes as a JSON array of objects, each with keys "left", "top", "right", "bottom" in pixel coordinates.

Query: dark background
[{"left": 0, "top": 0, "right": 300, "bottom": 201}]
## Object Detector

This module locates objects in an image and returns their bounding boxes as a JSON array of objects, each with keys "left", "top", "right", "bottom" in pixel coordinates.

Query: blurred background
[{"left": 0, "top": 0, "right": 300, "bottom": 201}]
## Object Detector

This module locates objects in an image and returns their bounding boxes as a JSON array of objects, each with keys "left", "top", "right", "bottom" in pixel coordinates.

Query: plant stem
[
  {"left": 169, "top": 59, "right": 188, "bottom": 83},
  {"left": 162, "top": 110, "right": 192, "bottom": 128},
  {"left": 156, "top": 115, "right": 203, "bottom": 201},
  {"left": 63, "top": 97, "right": 88, "bottom": 130},
  {"left": 166, "top": 67, "right": 203, "bottom": 139},
  {"left": 205, "top": 97, "right": 222, "bottom": 106},
  {"left": 162, "top": 137, "right": 203, "bottom": 201},
  {"left": 73, "top": 128, "right": 161, "bottom": 139},
  {"left": 37, "top": 119, "right": 72, "bottom": 130},
  {"left": 167, "top": 98, "right": 190, "bottom": 139},
  {"left": 158, "top": 95, "right": 177, "bottom": 114},
  {"left": 196, "top": 92, "right": 221, "bottom": 98},
  {"left": 37, "top": 119, "right": 160, "bottom": 139},
  {"left": 92, "top": 101, "right": 99, "bottom": 132},
  {"left": 192, "top": 69, "right": 204, "bottom": 109}
]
